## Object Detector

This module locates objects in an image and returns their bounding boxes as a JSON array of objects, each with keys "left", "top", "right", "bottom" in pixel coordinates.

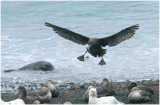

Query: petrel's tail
[{"left": 88, "top": 47, "right": 106, "bottom": 57}]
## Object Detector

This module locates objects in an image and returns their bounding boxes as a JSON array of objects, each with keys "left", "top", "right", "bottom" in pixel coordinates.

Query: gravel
[{"left": 1, "top": 80, "right": 159, "bottom": 104}]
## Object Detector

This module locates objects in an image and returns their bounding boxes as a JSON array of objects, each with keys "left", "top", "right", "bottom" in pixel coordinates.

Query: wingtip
[
  {"left": 135, "top": 24, "right": 139, "bottom": 27},
  {"left": 133, "top": 24, "right": 139, "bottom": 29},
  {"left": 44, "top": 21, "right": 48, "bottom": 24},
  {"left": 44, "top": 21, "right": 52, "bottom": 27}
]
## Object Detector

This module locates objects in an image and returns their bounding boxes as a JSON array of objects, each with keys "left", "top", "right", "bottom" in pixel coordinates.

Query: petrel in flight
[{"left": 45, "top": 22, "right": 139, "bottom": 65}]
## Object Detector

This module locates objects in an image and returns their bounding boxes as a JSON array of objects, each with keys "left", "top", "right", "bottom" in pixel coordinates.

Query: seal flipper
[{"left": 4, "top": 69, "right": 17, "bottom": 72}]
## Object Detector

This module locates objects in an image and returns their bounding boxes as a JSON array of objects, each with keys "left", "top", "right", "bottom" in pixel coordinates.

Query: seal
[{"left": 4, "top": 61, "right": 54, "bottom": 72}]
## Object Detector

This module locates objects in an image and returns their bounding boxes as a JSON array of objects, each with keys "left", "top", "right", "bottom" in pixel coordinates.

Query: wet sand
[{"left": 1, "top": 80, "right": 159, "bottom": 104}]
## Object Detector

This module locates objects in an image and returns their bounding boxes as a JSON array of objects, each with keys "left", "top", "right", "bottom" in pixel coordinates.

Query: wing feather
[
  {"left": 99, "top": 24, "right": 139, "bottom": 47},
  {"left": 44, "top": 22, "right": 89, "bottom": 45}
]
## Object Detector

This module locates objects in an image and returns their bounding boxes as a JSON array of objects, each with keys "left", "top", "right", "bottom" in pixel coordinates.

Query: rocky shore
[{"left": 1, "top": 80, "right": 159, "bottom": 104}]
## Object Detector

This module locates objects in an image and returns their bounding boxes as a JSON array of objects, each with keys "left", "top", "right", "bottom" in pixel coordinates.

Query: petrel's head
[
  {"left": 128, "top": 82, "right": 137, "bottom": 90},
  {"left": 89, "top": 88, "right": 97, "bottom": 97}
]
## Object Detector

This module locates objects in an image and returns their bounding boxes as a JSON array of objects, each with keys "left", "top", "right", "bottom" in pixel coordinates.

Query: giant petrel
[{"left": 45, "top": 22, "right": 139, "bottom": 65}]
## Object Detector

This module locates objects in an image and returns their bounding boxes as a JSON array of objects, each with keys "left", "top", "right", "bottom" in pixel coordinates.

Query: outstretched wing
[
  {"left": 44, "top": 22, "right": 89, "bottom": 45},
  {"left": 99, "top": 24, "right": 139, "bottom": 47}
]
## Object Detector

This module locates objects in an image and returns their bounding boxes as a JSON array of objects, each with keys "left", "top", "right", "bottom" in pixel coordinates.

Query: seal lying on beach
[
  {"left": 4, "top": 61, "right": 54, "bottom": 72},
  {"left": 45, "top": 22, "right": 139, "bottom": 65}
]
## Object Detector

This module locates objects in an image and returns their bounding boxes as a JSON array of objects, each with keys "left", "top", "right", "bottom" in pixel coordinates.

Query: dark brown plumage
[
  {"left": 15, "top": 86, "right": 51, "bottom": 104},
  {"left": 43, "top": 79, "right": 60, "bottom": 98},
  {"left": 45, "top": 22, "right": 89, "bottom": 45},
  {"left": 126, "top": 82, "right": 154, "bottom": 96},
  {"left": 128, "top": 87, "right": 154, "bottom": 103},
  {"left": 45, "top": 22, "right": 139, "bottom": 65},
  {"left": 83, "top": 78, "right": 115, "bottom": 102}
]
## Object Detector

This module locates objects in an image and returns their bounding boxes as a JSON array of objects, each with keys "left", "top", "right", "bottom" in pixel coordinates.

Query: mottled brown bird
[{"left": 45, "top": 22, "right": 139, "bottom": 65}]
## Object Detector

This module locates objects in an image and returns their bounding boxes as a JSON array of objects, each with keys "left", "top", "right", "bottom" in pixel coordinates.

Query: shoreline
[{"left": 1, "top": 79, "right": 159, "bottom": 104}]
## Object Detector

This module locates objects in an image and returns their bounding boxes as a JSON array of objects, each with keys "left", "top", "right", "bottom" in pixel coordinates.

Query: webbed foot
[
  {"left": 77, "top": 55, "right": 85, "bottom": 62},
  {"left": 99, "top": 58, "right": 106, "bottom": 65}
]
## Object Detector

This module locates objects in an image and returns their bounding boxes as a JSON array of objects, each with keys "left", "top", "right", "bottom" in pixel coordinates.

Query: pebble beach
[{"left": 1, "top": 80, "right": 159, "bottom": 104}]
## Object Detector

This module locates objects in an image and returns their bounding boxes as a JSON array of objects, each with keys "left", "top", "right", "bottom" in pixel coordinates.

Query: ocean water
[{"left": 1, "top": 1, "right": 159, "bottom": 91}]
